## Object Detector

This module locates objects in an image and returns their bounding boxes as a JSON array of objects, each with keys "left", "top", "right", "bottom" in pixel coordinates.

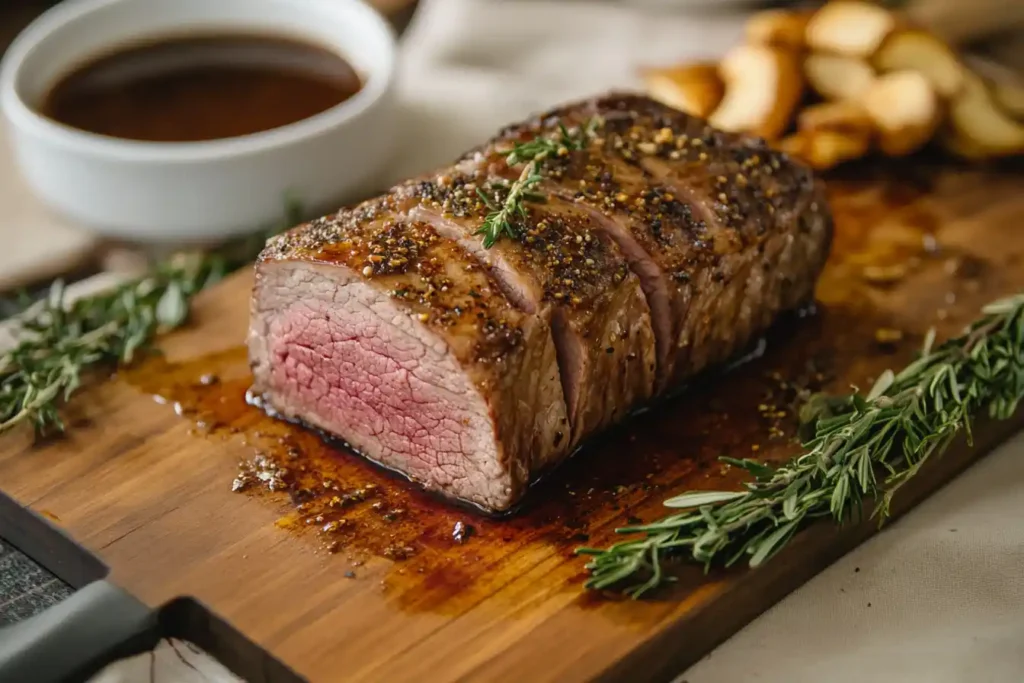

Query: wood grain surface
[{"left": 2, "top": 161, "right": 1024, "bottom": 683}]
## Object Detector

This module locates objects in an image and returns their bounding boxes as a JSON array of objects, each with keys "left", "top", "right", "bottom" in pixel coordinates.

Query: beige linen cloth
[{"left": 391, "top": 1, "right": 1024, "bottom": 682}]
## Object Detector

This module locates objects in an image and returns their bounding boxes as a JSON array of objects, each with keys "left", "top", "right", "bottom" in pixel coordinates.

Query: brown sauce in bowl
[{"left": 41, "top": 34, "right": 362, "bottom": 142}]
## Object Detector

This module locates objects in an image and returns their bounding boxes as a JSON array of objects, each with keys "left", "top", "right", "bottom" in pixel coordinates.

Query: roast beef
[
  {"left": 248, "top": 93, "right": 833, "bottom": 512},
  {"left": 405, "top": 176, "right": 658, "bottom": 448}
]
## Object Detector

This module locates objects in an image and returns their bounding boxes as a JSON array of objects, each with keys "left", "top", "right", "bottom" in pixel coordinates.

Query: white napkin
[
  {"left": 86, "top": 639, "right": 241, "bottom": 683},
  {"left": 389, "top": 2, "right": 1024, "bottom": 682}
]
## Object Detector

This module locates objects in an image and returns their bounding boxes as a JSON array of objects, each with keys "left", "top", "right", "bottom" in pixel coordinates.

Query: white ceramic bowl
[{"left": 0, "top": 0, "right": 398, "bottom": 243}]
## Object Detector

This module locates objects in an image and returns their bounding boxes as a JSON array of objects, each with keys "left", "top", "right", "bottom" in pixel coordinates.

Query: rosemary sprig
[
  {"left": 475, "top": 118, "right": 601, "bottom": 248},
  {"left": 578, "top": 292, "right": 1024, "bottom": 598},
  {"left": 0, "top": 200, "right": 303, "bottom": 437}
]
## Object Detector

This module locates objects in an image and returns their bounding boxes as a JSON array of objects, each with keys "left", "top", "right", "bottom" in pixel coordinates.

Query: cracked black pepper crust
[
  {"left": 517, "top": 147, "right": 719, "bottom": 282},
  {"left": 259, "top": 92, "right": 832, "bottom": 356},
  {"left": 405, "top": 173, "right": 633, "bottom": 309},
  {"left": 262, "top": 205, "right": 525, "bottom": 362},
  {"left": 452, "top": 93, "right": 827, "bottom": 288},
  {"left": 471, "top": 91, "right": 820, "bottom": 246}
]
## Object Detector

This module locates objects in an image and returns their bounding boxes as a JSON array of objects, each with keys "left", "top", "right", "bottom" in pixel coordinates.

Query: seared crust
[
  {"left": 253, "top": 208, "right": 570, "bottom": 509},
  {"left": 463, "top": 93, "right": 833, "bottom": 386},
  {"left": 262, "top": 208, "right": 527, "bottom": 362},
  {"left": 402, "top": 172, "right": 657, "bottom": 447},
  {"left": 251, "top": 92, "right": 834, "bottom": 510}
]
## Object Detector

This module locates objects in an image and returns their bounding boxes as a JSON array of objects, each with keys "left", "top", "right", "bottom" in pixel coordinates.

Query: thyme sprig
[
  {"left": 475, "top": 118, "right": 601, "bottom": 248},
  {"left": 578, "top": 292, "right": 1024, "bottom": 598},
  {"left": 0, "top": 201, "right": 302, "bottom": 437}
]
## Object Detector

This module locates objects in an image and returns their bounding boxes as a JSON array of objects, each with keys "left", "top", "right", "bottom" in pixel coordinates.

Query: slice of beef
[
  {"left": 402, "top": 174, "right": 657, "bottom": 447},
  {"left": 249, "top": 92, "right": 834, "bottom": 512},
  {"left": 467, "top": 93, "right": 832, "bottom": 389},
  {"left": 466, "top": 131, "right": 712, "bottom": 391},
  {"left": 248, "top": 205, "right": 569, "bottom": 511},
  {"left": 598, "top": 96, "right": 832, "bottom": 381}
]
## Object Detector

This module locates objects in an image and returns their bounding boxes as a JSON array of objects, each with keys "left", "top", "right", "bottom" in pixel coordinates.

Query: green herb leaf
[
  {"left": 749, "top": 519, "right": 799, "bottom": 568},
  {"left": 577, "top": 292, "right": 1024, "bottom": 597},
  {"left": 155, "top": 281, "right": 188, "bottom": 329},
  {"left": 663, "top": 490, "right": 746, "bottom": 509},
  {"left": 867, "top": 369, "right": 895, "bottom": 401},
  {"left": 0, "top": 200, "right": 305, "bottom": 437},
  {"left": 476, "top": 118, "right": 602, "bottom": 248}
]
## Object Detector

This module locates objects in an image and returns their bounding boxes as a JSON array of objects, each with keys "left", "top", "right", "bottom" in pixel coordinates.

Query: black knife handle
[{"left": 0, "top": 579, "right": 159, "bottom": 683}]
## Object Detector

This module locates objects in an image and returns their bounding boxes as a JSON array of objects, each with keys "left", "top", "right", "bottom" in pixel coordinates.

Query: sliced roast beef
[
  {"left": 469, "top": 94, "right": 832, "bottom": 386},
  {"left": 403, "top": 174, "right": 657, "bottom": 448},
  {"left": 249, "top": 93, "right": 834, "bottom": 512},
  {"left": 466, "top": 131, "right": 713, "bottom": 391},
  {"left": 248, "top": 205, "right": 569, "bottom": 511}
]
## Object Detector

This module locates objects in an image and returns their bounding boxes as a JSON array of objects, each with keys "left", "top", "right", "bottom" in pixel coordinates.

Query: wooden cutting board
[{"left": 2, "top": 162, "right": 1024, "bottom": 683}]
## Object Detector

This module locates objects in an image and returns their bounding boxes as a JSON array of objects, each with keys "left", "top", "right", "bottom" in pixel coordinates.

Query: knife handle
[{"left": 0, "top": 579, "right": 159, "bottom": 683}]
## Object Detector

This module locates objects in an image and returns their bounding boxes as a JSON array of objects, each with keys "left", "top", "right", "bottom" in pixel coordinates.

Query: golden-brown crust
[
  {"left": 262, "top": 208, "right": 527, "bottom": 364},
  {"left": 251, "top": 93, "right": 833, "bottom": 510},
  {"left": 260, "top": 92, "right": 832, "bottom": 391}
]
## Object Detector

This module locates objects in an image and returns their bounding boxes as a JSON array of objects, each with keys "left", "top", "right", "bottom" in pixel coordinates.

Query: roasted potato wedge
[
  {"left": 641, "top": 0, "right": 1024, "bottom": 167},
  {"left": 804, "top": 130, "right": 873, "bottom": 169},
  {"left": 804, "top": 54, "right": 876, "bottom": 101},
  {"left": 776, "top": 129, "right": 871, "bottom": 170},
  {"left": 641, "top": 63, "right": 725, "bottom": 119},
  {"left": 744, "top": 9, "right": 814, "bottom": 50},
  {"left": 943, "top": 72, "right": 1024, "bottom": 158},
  {"left": 806, "top": 1, "right": 897, "bottom": 58},
  {"left": 791, "top": 100, "right": 874, "bottom": 169},
  {"left": 709, "top": 44, "right": 803, "bottom": 140},
  {"left": 863, "top": 71, "right": 941, "bottom": 157},
  {"left": 798, "top": 100, "right": 874, "bottom": 137},
  {"left": 873, "top": 30, "right": 965, "bottom": 99}
]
